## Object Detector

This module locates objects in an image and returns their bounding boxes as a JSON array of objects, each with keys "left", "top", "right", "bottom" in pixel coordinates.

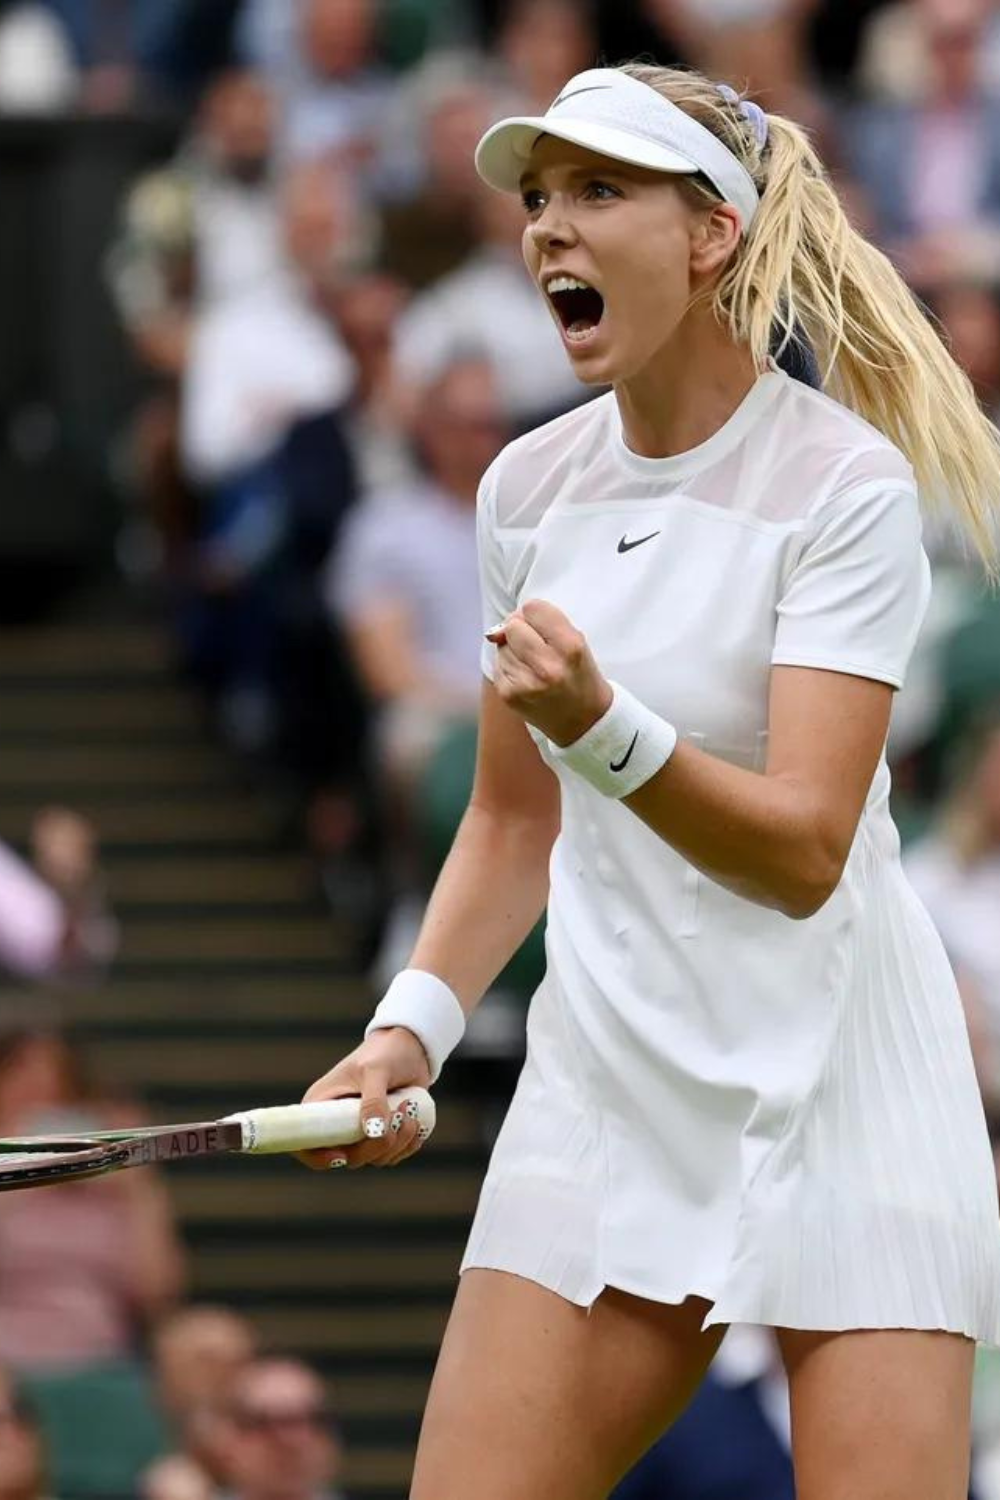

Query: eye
[
  {"left": 584, "top": 180, "right": 622, "bottom": 202},
  {"left": 521, "top": 188, "right": 546, "bottom": 216}
]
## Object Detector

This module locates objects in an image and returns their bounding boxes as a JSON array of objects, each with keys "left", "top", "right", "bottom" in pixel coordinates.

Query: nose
[{"left": 527, "top": 199, "right": 580, "bottom": 254}]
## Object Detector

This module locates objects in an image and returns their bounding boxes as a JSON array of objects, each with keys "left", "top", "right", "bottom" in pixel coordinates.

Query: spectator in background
[
  {"left": 258, "top": 0, "right": 394, "bottom": 174},
  {"left": 393, "top": 181, "right": 585, "bottom": 431},
  {"left": 327, "top": 357, "right": 508, "bottom": 974},
  {"left": 493, "top": 0, "right": 597, "bottom": 110},
  {"left": 179, "top": 155, "right": 356, "bottom": 496},
  {"left": 904, "top": 707, "right": 1000, "bottom": 1105},
  {"left": 847, "top": 0, "right": 1000, "bottom": 289},
  {"left": 330, "top": 270, "right": 413, "bottom": 492},
  {"left": 0, "top": 1018, "right": 186, "bottom": 1373},
  {"left": 856, "top": 0, "right": 1000, "bottom": 104},
  {"left": 108, "top": 68, "right": 281, "bottom": 587},
  {"left": 140, "top": 1306, "right": 259, "bottom": 1499},
  {"left": 641, "top": 0, "right": 828, "bottom": 135},
  {"left": 108, "top": 66, "right": 281, "bottom": 372},
  {"left": 377, "top": 58, "right": 501, "bottom": 288},
  {"left": 153, "top": 1305, "right": 258, "bottom": 1443},
  {"left": 214, "top": 1357, "right": 346, "bottom": 1500},
  {"left": 0, "top": 1369, "right": 51, "bottom": 1500},
  {"left": 178, "top": 157, "right": 360, "bottom": 753},
  {"left": 0, "top": 810, "right": 115, "bottom": 982}
]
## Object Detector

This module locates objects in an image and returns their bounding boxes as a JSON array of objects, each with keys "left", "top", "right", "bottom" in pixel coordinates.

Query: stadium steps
[{"left": 0, "top": 598, "right": 489, "bottom": 1500}]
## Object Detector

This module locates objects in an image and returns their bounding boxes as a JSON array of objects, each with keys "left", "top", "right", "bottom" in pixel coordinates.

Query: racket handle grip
[{"left": 225, "top": 1089, "right": 436, "bottom": 1154}]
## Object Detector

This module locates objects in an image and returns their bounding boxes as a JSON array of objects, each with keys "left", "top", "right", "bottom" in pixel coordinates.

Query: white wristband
[
  {"left": 364, "top": 969, "right": 466, "bottom": 1083},
  {"left": 548, "top": 682, "right": 678, "bottom": 798}
]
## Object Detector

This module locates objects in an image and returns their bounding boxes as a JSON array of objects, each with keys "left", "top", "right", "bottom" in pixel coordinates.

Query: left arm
[
  {"left": 491, "top": 601, "right": 892, "bottom": 921},
  {"left": 624, "top": 665, "right": 891, "bottom": 918}
]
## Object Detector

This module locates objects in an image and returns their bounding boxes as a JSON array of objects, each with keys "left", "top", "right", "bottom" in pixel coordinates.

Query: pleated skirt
[{"left": 461, "top": 860, "right": 1000, "bottom": 1343}]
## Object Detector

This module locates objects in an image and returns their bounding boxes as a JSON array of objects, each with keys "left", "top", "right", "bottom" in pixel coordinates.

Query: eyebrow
[{"left": 517, "top": 162, "right": 631, "bottom": 193}]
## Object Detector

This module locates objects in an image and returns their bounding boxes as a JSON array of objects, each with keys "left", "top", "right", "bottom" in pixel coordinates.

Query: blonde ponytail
[{"left": 621, "top": 63, "right": 1000, "bottom": 575}]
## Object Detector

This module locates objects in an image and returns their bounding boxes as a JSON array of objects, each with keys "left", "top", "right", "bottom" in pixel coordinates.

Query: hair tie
[{"left": 715, "top": 82, "right": 769, "bottom": 150}]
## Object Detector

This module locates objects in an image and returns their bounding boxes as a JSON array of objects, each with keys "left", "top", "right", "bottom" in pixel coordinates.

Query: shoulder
[
  {"left": 761, "top": 374, "right": 917, "bottom": 525},
  {"left": 480, "top": 394, "right": 614, "bottom": 528}
]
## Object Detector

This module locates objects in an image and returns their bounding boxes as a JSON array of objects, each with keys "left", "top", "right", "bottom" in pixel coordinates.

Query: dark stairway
[{"left": 0, "top": 596, "right": 492, "bottom": 1500}]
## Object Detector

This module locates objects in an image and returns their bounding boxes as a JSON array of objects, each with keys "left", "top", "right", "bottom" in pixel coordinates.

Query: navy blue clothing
[
  {"left": 612, "top": 1371, "right": 981, "bottom": 1500},
  {"left": 611, "top": 1373, "right": 796, "bottom": 1500}
]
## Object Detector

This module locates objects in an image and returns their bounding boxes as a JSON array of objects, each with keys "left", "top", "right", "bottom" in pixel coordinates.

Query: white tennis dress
[{"left": 460, "top": 366, "right": 1000, "bottom": 1342}]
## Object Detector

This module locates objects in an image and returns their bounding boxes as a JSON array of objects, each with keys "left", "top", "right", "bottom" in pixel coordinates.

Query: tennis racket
[{"left": 0, "top": 1089, "right": 435, "bottom": 1192}]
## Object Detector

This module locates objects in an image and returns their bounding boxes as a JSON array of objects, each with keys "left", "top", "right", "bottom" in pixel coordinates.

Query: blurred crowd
[{"left": 1, "top": 0, "right": 1000, "bottom": 1496}]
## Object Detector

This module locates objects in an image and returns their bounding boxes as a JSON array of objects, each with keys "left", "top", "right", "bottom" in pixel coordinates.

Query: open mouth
[{"left": 546, "top": 276, "right": 605, "bottom": 341}]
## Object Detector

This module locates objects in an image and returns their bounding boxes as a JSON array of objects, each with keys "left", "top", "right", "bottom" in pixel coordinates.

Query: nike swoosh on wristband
[
  {"left": 617, "top": 531, "right": 661, "bottom": 554},
  {"left": 609, "top": 731, "right": 639, "bottom": 773},
  {"left": 552, "top": 84, "right": 615, "bottom": 109}
]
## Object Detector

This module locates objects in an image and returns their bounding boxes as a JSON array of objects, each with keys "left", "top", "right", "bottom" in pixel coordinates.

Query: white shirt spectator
[
  {"left": 393, "top": 247, "right": 583, "bottom": 425},
  {"left": 181, "top": 271, "right": 354, "bottom": 484},
  {"left": 327, "top": 476, "right": 482, "bottom": 701},
  {"left": 0, "top": 842, "right": 64, "bottom": 978},
  {"left": 192, "top": 176, "right": 285, "bottom": 309}
]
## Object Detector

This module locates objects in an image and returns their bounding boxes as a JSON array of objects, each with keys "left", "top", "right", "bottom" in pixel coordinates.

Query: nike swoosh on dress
[{"left": 617, "top": 532, "right": 661, "bottom": 554}]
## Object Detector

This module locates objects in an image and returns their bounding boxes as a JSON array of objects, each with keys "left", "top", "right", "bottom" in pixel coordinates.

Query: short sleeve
[
  {"left": 771, "top": 482, "right": 931, "bottom": 689},
  {"left": 477, "top": 462, "right": 518, "bottom": 681}
]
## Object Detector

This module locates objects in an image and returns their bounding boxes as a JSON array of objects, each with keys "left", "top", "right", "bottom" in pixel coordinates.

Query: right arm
[
  {"left": 407, "top": 678, "right": 560, "bottom": 1009},
  {"left": 300, "top": 678, "right": 560, "bottom": 1166}
]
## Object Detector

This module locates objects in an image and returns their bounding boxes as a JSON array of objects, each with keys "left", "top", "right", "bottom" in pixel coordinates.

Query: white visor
[{"left": 475, "top": 68, "right": 760, "bottom": 234}]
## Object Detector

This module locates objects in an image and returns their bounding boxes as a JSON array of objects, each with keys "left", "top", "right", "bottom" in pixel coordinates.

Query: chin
[
  {"left": 563, "top": 339, "right": 623, "bottom": 385},
  {"left": 570, "top": 359, "right": 615, "bottom": 386}
]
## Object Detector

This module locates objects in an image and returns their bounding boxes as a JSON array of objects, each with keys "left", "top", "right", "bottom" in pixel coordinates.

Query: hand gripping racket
[{"left": 0, "top": 1089, "right": 435, "bottom": 1192}]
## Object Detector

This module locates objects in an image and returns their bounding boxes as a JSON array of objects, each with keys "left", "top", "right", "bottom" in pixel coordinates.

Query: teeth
[{"left": 546, "top": 275, "right": 593, "bottom": 295}]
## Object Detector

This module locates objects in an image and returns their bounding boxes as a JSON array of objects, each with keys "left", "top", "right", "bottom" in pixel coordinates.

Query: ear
[{"left": 689, "top": 202, "right": 742, "bottom": 278}]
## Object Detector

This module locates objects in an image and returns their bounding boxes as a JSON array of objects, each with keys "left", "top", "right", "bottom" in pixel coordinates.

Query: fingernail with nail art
[
  {"left": 405, "top": 1101, "right": 420, "bottom": 1120},
  {"left": 417, "top": 1127, "right": 430, "bottom": 1141},
  {"left": 390, "top": 1111, "right": 403, "bottom": 1133},
  {"left": 328, "top": 1157, "right": 348, "bottom": 1169},
  {"left": 364, "top": 1117, "right": 386, "bottom": 1139}
]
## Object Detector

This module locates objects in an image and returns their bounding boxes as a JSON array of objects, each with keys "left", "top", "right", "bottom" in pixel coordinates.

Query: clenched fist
[{"left": 487, "top": 599, "right": 612, "bottom": 746}]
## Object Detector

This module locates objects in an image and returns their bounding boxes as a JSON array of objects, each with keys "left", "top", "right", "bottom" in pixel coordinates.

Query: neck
[{"left": 615, "top": 309, "right": 759, "bottom": 460}]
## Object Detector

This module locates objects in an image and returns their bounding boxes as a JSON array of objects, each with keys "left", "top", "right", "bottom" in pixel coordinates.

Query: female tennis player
[{"left": 302, "top": 63, "right": 1000, "bottom": 1499}]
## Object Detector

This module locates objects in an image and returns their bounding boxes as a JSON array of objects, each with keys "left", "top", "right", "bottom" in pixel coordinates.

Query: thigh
[
  {"left": 411, "top": 1270, "right": 725, "bottom": 1500},
  {"left": 778, "top": 1325, "right": 975, "bottom": 1500}
]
